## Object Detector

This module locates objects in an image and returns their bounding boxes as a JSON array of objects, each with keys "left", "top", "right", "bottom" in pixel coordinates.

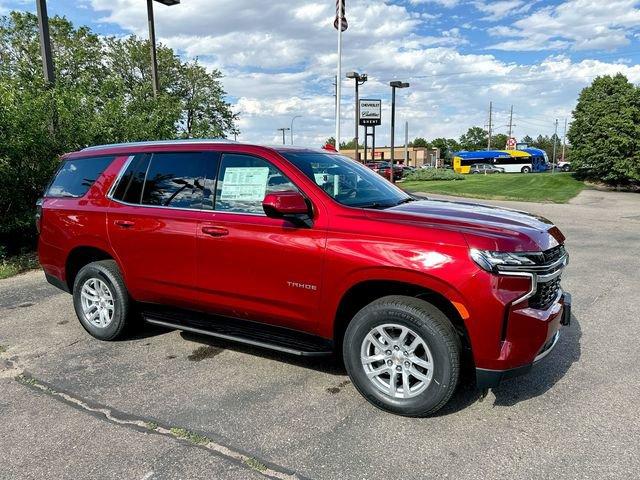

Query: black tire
[
  {"left": 343, "top": 296, "right": 460, "bottom": 417},
  {"left": 562, "top": 165, "right": 570, "bottom": 172},
  {"left": 72, "top": 260, "right": 131, "bottom": 341},
  {"left": 521, "top": 166, "right": 531, "bottom": 173}
]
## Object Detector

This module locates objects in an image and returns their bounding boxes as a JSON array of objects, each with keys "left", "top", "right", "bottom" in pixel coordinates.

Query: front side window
[
  {"left": 47, "top": 156, "right": 114, "bottom": 198},
  {"left": 215, "top": 154, "right": 298, "bottom": 214},
  {"left": 281, "top": 151, "right": 410, "bottom": 208}
]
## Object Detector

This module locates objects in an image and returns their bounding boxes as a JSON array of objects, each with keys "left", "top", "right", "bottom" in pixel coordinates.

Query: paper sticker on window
[{"left": 220, "top": 167, "right": 270, "bottom": 202}]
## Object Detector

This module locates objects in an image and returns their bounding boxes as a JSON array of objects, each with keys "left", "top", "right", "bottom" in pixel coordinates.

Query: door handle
[
  {"left": 202, "top": 226, "right": 229, "bottom": 237},
  {"left": 114, "top": 220, "right": 135, "bottom": 228}
]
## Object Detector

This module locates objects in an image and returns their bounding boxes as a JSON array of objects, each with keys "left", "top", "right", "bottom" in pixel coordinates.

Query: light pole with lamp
[
  {"left": 346, "top": 72, "right": 367, "bottom": 161},
  {"left": 290, "top": 115, "right": 302, "bottom": 145},
  {"left": 147, "top": 0, "right": 180, "bottom": 97},
  {"left": 389, "top": 81, "right": 410, "bottom": 183}
]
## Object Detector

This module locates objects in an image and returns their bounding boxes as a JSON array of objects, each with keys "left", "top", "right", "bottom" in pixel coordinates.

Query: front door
[{"left": 197, "top": 152, "right": 327, "bottom": 333}]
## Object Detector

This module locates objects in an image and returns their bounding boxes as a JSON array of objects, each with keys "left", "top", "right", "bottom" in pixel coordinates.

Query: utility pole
[
  {"left": 487, "top": 101, "right": 493, "bottom": 150},
  {"left": 561, "top": 118, "right": 568, "bottom": 162},
  {"left": 508, "top": 105, "right": 514, "bottom": 139},
  {"left": 36, "top": 0, "right": 55, "bottom": 86},
  {"left": 552, "top": 119, "right": 559, "bottom": 174},
  {"left": 277, "top": 128, "right": 290, "bottom": 145}
]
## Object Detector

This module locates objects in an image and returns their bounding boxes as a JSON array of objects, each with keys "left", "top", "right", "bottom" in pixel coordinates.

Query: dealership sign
[{"left": 359, "top": 99, "right": 381, "bottom": 126}]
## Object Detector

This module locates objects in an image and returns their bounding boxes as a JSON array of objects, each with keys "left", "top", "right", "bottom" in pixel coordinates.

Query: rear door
[
  {"left": 196, "top": 151, "right": 327, "bottom": 333},
  {"left": 107, "top": 151, "right": 217, "bottom": 309}
]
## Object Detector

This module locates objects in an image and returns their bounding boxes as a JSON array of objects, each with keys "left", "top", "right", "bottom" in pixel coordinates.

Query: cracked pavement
[{"left": 1, "top": 189, "right": 639, "bottom": 479}]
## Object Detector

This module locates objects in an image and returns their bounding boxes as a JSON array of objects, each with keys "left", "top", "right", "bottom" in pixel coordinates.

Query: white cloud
[
  {"left": 410, "top": 0, "right": 460, "bottom": 7},
  {"left": 86, "top": 0, "right": 640, "bottom": 146},
  {"left": 487, "top": 0, "right": 640, "bottom": 52},
  {"left": 471, "top": 1, "right": 533, "bottom": 21}
]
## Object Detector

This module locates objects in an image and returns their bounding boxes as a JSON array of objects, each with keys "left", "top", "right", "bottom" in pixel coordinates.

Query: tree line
[{"left": 0, "top": 12, "right": 238, "bottom": 255}]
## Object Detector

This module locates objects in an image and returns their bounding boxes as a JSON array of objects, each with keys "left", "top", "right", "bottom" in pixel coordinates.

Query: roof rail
[{"left": 81, "top": 138, "right": 236, "bottom": 152}]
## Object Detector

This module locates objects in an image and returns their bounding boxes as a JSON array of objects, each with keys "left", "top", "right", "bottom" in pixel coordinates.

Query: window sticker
[{"left": 220, "top": 167, "right": 270, "bottom": 202}]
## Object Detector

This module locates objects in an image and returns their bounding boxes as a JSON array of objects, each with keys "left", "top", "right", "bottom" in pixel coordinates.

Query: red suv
[{"left": 38, "top": 140, "right": 571, "bottom": 416}]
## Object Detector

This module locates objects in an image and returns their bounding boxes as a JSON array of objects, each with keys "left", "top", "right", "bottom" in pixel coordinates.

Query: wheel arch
[
  {"left": 65, "top": 246, "right": 116, "bottom": 291},
  {"left": 332, "top": 279, "right": 473, "bottom": 363}
]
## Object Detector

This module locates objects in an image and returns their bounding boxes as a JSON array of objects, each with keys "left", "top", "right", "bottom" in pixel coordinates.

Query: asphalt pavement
[{"left": 1, "top": 188, "right": 639, "bottom": 480}]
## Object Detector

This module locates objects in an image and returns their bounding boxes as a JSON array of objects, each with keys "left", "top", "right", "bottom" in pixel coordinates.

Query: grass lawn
[
  {"left": 402, "top": 172, "right": 585, "bottom": 203},
  {"left": 0, "top": 252, "right": 40, "bottom": 280}
]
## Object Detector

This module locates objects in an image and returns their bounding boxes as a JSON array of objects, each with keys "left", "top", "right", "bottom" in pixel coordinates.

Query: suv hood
[{"left": 365, "top": 199, "right": 565, "bottom": 252}]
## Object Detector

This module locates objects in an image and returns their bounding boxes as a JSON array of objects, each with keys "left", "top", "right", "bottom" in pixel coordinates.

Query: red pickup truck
[{"left": 37, "top": 140, "right": 570, "bottom": 416}]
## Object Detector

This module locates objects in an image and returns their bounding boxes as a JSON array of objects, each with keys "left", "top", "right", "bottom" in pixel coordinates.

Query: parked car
[
  {"left": 38, "top": 140, "right": 571, "bottom": 417},
  {"left": 469, "top": 163, "right": 505, "bottom": 174},
  {"left": 557, "top": 160, "right": 571, "bottom": 172},
  {"left": 365, "top": 161, "right": 403, "bottom": 181}
]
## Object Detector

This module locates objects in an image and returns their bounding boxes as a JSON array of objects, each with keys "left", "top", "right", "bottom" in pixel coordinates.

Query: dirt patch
[
  {"left": 326, "top": 379, "right": 351, "bottom": 394},
  {"left": 187, "top": 345, "right": 223, "bottom": 362}
]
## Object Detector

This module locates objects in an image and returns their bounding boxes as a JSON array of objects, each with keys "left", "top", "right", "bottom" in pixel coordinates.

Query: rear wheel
[
  {"left": 521, "top": 166, "right": 531, "bottom": 173},
  {"left": 72, "top": 260, "right": 131, "bottom": 341},
  {"left": 343, "top": 296, "right": 460, "bottom": 417}
]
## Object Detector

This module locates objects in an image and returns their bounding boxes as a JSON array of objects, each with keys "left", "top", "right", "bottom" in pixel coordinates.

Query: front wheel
[
  {"left": 343, "top": 296, "right": 460, "bottom": 417},
  {"left": 521, "top": 166, "right": 532, "bottom": 173}
]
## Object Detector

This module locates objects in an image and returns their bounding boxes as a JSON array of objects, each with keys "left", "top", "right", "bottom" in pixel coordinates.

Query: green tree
[
  {"left": 411, "top": 137, "right": 430, "bottom": 148},
  {"left": 459, "top": 126, "right": 488, "bottom": 151},
  {"left": 339, "top": 138, "right": 364, "bottom": 150},
  {"left": 492, "top": 133, "right": 509, "bottom": 150},
  {"left": 431, "top": 138, "right": 460, "bottom": 166},
  {"left": 0, "top": 11, "right": 238, "bottom": 254},
  {"left": 568, "top": 74, "right": 640, "bottom": 184},
  {"left": 521, "top": 135, "right": 534, "bottom": 146}
]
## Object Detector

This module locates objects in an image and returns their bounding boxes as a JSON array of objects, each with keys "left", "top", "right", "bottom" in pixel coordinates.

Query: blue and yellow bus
[{"left": 453, "top": 148, "right": 548, "bottom": 174}]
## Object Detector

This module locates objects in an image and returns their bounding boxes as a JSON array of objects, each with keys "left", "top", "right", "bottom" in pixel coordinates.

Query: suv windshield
[{"left": 281, "top": 151, "right": 412, "bottom": 208}]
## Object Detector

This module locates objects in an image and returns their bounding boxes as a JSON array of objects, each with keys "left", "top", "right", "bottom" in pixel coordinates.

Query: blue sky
[{"left": 3, "top": 0, "right": 640, "bottom": 146}]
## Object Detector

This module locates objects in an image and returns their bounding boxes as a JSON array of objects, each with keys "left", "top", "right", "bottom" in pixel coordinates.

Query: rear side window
[
  {"left": 47, "top": 156, "right": 114, "bottom": 198},
  {"left": 111, "top": 152, "right": 218, "bottom": 209},
  {"left": 112, "top": 154, "right": 150, "bottom": 204}
]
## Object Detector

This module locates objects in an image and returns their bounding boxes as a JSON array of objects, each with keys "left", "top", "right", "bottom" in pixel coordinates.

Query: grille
[
  {"left": 541, "top": 244, "right": 566, "bottom": 265},
  {"left": 529, "top": 276, "right": 561, "bottom": 309}
]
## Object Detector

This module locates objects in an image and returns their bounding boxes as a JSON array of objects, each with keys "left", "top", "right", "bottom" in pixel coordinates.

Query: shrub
[{"left": 404, "top": 168, "right": 465, "bottom": 181}]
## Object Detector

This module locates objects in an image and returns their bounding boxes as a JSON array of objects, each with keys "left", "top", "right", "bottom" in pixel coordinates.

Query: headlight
[{"left": 470, "top": 249, "right": 540, "bottom": 272}]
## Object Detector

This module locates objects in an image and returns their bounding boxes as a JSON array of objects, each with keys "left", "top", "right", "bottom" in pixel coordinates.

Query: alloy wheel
[
  {"left": 360, "top": 323, "right": 434, "bottom": 399},
  {"left": 80, "top": 277, "right": 115, "bottom": 328}
]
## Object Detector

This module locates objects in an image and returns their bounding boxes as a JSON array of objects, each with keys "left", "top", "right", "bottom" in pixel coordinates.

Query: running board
[{"left": 142, "top": 306, "right": 333, "bottom": 357}]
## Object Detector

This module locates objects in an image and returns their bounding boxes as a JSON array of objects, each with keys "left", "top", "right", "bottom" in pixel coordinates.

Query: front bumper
[{"left": 475, "top": 292, "right": 571, "bottom": 389}]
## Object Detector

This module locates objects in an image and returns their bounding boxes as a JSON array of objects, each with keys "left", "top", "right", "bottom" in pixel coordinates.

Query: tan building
[{"left": 340, "top": 146, "right": 442, "bottom": 168}]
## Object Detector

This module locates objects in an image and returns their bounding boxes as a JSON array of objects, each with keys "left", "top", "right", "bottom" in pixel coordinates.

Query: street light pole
[
  {"left": 346, "top": 72, "right": 368, "bottom": 161},
  {"left": 290, "top": 115, "right": 302, "bottom": 145},
  {"left": 147, "top": 0, "right": 180, "bottom": 97},
  {"left": 389, "top": 81, "right": 410, "bottom": 183},
  {"left": 36, "top": 0, "right": 55, "bottom": 86}
]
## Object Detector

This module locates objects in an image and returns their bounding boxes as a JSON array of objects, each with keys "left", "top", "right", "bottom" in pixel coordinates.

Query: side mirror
[{"left": 262, "top": 191, "right": 312, "bottom": 227}]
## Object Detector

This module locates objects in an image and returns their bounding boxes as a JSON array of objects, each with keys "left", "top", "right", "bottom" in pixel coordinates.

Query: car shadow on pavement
[
  {"left": 179, "top": 331, "right": 347, "bottom": 376},
  {"left": 491, "top": 315, "right": 582, "bottom": 407}
]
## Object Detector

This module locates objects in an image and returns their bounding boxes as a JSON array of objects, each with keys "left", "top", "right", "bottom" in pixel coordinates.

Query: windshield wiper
[{"left": 394, "top": 197, "right": 416, "bottom": 206}]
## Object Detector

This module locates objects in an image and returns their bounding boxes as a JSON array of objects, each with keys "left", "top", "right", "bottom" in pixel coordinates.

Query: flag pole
[{"left": 335, "top": 2, "right": 343, "bottom": 152}]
